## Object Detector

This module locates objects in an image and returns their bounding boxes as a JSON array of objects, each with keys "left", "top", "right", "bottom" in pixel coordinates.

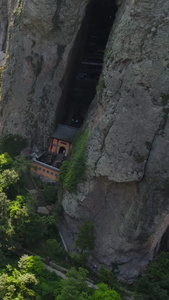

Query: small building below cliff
[
  {"left": 49, "top": 124, "right": 78, "bottom": 156},
  {"left": 31, "top": 124, "right": 78, "bottom": 181}
]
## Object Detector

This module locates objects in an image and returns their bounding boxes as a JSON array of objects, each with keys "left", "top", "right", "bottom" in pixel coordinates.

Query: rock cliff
[
  {"left": 62, "top": 0, "right": 169, "bottom": 281},
  {"left": 0, "top": 0, "right": 89, "bottom": 147},
  {"left": 0, "top": 0, "right": 8, "bottom": 51},
  {"left": 0, "top": 0, "right": 169, "bottom": 281}
]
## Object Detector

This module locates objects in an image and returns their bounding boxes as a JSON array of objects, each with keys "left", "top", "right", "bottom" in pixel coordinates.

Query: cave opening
[
  {"left": 56, "top": 0, "right": 117, "bottom": 129},
  {"left": 157, "top": 226, "right": 169, "bottom": 255}
]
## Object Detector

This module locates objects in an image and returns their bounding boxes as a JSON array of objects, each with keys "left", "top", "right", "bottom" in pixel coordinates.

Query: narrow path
[
  {"left": 45, "top": 263, "right": 97, "bottom": 289},
  {"left": 23, "top": 248, "right": 98, "bottom": 289},
  {"left": 45, "top": 264, "right": 67, "bottom": 279}
]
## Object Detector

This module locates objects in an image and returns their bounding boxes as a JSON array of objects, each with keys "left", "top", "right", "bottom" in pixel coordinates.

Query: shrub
[
  {"left": 135, "top": 252, "right": 169, "bottom": 300},
  {"left": 59, "top": 129, "right": 88, "bottom": 193},
  {"left": 74, "top": 221, "right": 95, "bottom": 253},
  {"left": 42, "top": 183, "right": 57, "bottom": 204},
  {"left": 90, "top": 283, "right": 122, "bottom": 300},
  {"left": 0, "top": 152, "right": 13, "bottom": 171},
  {"left": 0, "top": 134, "right": 27, "bottom": 158},
  {"left": 71, "top": 252, "right": 89, "bottom": 267},
  {"left": 99, "top": 267, "right": 118, "bottom": 289},
  {"left": 46, "top": 239, "right": 61, "bottom": 259}
]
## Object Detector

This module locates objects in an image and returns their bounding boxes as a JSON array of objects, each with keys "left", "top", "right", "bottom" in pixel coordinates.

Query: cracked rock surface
[
  {"left": 62, "top": 0, "right": 169, "bottom": 281},
  {"left": 0, "top": 0, "right": 89, "bottom": 147}
]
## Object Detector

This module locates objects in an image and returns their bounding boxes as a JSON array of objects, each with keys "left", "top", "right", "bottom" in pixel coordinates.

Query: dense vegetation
[
  {"left": 0, "top": 134, "right": 27, "bottom": 158},
  {"left": 134, "top": 252, "right": 169, "bottom": 299},
  {"left": 0, "top": 135, "right": 122, "bottom": 299},
  {"left": 0, "top": 134, "right": 169, "bottom": 299},
  {"left": 59, "top": 129, "right": 88, "bottom": 192}
]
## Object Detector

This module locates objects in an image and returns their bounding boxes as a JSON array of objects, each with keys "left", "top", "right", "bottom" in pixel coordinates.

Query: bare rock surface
[
  {"left": 62, "top": 0, "right": 169, "bottom": 281},
  {"left": 0, "top": 51, "right": 5, "bottom": 67},
  {"left": 0, "top": 0, "right": 89, "bottom": 147}
]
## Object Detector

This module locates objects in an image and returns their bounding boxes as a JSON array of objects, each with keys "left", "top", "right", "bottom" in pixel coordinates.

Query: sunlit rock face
[
  {"left": 0, "top": 0, "right": 89, "bottom": 147},
  {"left": 62, "top": 0, "right": 169, "bottom": 281}
]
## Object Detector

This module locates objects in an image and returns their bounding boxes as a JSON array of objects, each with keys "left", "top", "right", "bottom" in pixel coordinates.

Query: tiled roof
[{"left": 52, "top": 124, "right": 78, "bottom": 143}]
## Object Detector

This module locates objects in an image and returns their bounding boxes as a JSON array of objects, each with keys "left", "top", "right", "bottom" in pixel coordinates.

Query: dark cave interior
[
  {"left": 56, "top": 0, "right": 117, "bottom": 129},
  {"left": 157, "top": 226, "right": 169, "bottom": 254}
]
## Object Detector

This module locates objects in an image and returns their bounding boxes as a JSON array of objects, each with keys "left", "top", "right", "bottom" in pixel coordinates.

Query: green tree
[
  {"left": 18, "top": 255, "right": 45, "bottom": 275},
  {"left": 42, "top": 183, "right": 58, "bottom": 204},
  {"left": 71, "top": 252, "right": 89, "bottom": 267},
  {"left": 59, "top": 129, "right": 88, "bottom": 192},
  {"left": 13, "top": 155, "right": 31, "bottom": 176},
  {"left": 57, "top": 267, "right": 90, "bottom": 300},
  {"left": 135, "top": 252, "right": 169, "bottom": 300},
  {"left": 0, "top": 191, "right": 10, "bottom": 221},
  {"left": 0, "top": 169, "right": 19, "bottom": 191},
  {"left": 1, "top": 191, "right": 56, "bottom": 253},
  {"left": 99, "top": 267, "right": 118, "bottom": 289},
  {"left": 0, "top": 255, "right": 61, "bottom": 300},
  {"left": 0, "top": 152, "right": 13, "bottom": 171},
  {"left": 90, "top": 283, "right": 122, "bottom": 300},
  {"left": 74, "top": 221, "right": 95, "bottom": 253},
  {"left": 7, "top": 195, "right": 30, "bottom": 250},
  {"left": 0, "top": 266, "right": 38, "bottom": 300},
  {"left": 0, "top": 134, "right": 27, "bottom": 158}
]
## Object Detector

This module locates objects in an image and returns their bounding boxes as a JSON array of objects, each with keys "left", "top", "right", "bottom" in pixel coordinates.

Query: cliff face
[
  {"left": 0, "top": 0, "right": 8, "bottom": 50},
  {"left": 62, "top": 0, "right": 169, "bottom": 281},
  {"left": 1, "top": 0, "right": 169, "bottom": 281},
  {"left": 0, "top": 0, "right": 18, "bottom": 51},
  {"left": 0, "top": 0, "right": 89, "bottom": 147}
]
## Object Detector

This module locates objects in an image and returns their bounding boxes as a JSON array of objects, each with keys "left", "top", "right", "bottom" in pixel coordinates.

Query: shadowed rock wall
[
  {"left": 0, "top": 0, "right": 89, "bottom": 148},
  {"left": 0, "top": 0, "right": 8, "bottom": 50}
]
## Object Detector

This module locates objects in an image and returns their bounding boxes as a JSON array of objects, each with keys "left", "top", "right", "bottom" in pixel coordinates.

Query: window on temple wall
[{"left": 59, "top": 146, "right": 66, "bottom": 154}]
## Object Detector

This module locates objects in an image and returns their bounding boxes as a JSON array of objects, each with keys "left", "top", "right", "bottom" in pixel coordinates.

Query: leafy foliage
[
  {"left": 99, "top": 267, "right": 118, "bottom": 290},
  {"left": 0, "top": 163, "right": 56, "bottom": 254},
  {"left": 18, "top": 255, "right": 45, "bottom": 275},
  {"left": 0, "top": 150, "right": 124, "bottom": 300},
  {"left": 74, "top": 221, "right": 95, "bottom": 253},
  {"left": 42, "top": 183, "right": 58, "bottom": 204},
  {"left": 57, "top": 267, "right": 90, "bottom": 300},
  {"left": 13, "top": 156, "right": 31, "bottom": 176},
  {"left": 71, "top": 252, "right": 90, "bottom": 267},
  {"left": 59, "top": 129, "right": 88, "bottom": 192},
  {"left": 0, "top": 168, "right": 19, "bottom": 192},
  {"left": 135, "top": 252, "right": 169, "bottom": 300},
  {"left": 0, "top": 255, "right": 61, "bottom": 300},
  {"left": 0, "top": 152, "right": 13, "bottom": 171},
  {"left": 90, "top": 283, "right": 122, "bottom": 300},
  {"left": 45, "top": 238, "right": 67, "bottom": 261},
  {"left": 0, "top": 261, "right": 38, "bottom": 300},
  {"left": 0, "top": 134, "right": 27, "bottom": 158}
]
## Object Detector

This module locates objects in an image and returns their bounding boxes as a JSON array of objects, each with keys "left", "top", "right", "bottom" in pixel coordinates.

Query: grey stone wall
[{"left": 62, "top": 0, "right": 169, "bottom": 281}]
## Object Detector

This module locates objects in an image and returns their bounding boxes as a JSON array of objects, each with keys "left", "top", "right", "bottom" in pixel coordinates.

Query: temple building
[
  {"left": 48, "top": 124, "right": 78, "bottom": 156},
  {"left": 31, "top": 124, "right": 78, "bottom": 181}
]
